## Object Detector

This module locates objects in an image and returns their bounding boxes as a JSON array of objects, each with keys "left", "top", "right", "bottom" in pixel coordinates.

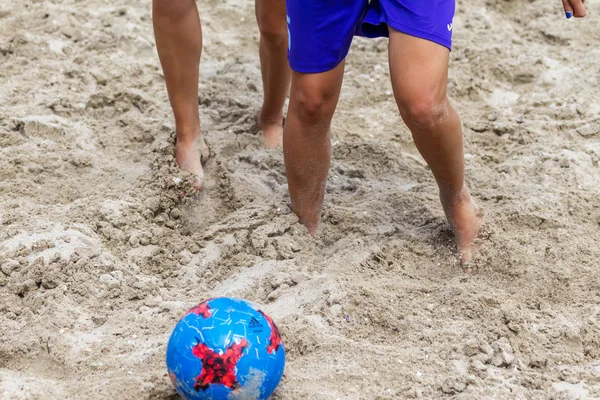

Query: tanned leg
[
  {"left": 283, "top": 62, "right": 345, "bottom": 234},
  {"left": 388, "top": 29, "right": 481, "bottom": 264},
  {"left": 255, "top": 0, "right": 291, "bottom": 148},
  {"left": 153, "top": 0, "right": 209, "bottom": 189}
]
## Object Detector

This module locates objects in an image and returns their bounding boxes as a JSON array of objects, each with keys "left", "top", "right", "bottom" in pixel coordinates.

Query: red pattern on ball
[
  {"left": 191, "top": 339, "right": 249, "bottom": 391},
  {"left": 259, "top": 310, "right": 282, "bottom": 354},
  {"left": 187, "top": 301, "right": 212, "bottom": 319}
]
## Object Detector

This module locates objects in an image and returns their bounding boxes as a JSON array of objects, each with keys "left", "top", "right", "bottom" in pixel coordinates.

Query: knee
[
  {"left": 293, "top": 84, "right": 337, "bottom": 124},
  {"left": 257, "top": 17, "right": 287, "bottom": 46},
  {"left": 398, "top": 93, "right": 449, "bottom": 132},
  {"left": 153, "top": 0, "right": 195, "bottom": 20}
]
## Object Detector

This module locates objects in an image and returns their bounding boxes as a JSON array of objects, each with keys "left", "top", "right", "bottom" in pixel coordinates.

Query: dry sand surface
[{"left": 1, "top": 0, "right": 600, "bottom": 398}]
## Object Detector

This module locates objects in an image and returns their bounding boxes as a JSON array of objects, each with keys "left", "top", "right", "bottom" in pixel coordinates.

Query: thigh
[
  {"left": 388, "top": 29, "right": 450, "bottom": 108},
  {"left": 286, "top": 0, "right": 366, "bottom": 73},
  {"left": 382, "top": 0, "right": 455, "bottom": 50}
]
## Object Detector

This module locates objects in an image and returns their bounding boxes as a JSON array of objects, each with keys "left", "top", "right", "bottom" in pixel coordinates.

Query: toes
[
  {"left": 459, "top": 248, "right": 473, "bottom": 269},
  {"left": 193, "top": 177, "right": 204, "bottom": 191},
  {"left": 192, "top": 166, "right": 205, "bottom": 191}
]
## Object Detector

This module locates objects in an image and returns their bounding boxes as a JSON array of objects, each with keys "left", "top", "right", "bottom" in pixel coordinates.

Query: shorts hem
[
  {"left": 288, "top": 58, "right": 346, "bottom": 74},
  {"left": 386, "top": 20, "right": 452, "bottom": 50}
]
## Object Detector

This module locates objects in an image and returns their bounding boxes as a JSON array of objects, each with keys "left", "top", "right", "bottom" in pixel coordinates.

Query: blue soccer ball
[{"left": 166, "top": 297, "right": 286, "bottom": 399}]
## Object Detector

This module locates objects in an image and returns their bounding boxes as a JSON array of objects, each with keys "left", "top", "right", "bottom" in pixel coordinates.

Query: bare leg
[
  {"left": 283, "top": 63, "right": 345, "bottom": 234},
  {"left": 255, "top": 0, "right": 291, "bottom": 149},
  {"left": 152, "top": 0, "right": 209, "bottom": 190},
  {"left": 388, "top": 29, "right": 481, "bottom": 264}
]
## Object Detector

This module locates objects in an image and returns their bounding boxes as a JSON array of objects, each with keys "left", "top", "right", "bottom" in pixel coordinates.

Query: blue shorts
[{"left": 286, "top": 0, "right": 456, "bottom": 73}]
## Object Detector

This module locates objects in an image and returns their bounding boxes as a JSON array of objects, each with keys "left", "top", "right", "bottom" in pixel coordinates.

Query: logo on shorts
[{"left": 447, "top": 23, "right": 453, "bottom": 32}]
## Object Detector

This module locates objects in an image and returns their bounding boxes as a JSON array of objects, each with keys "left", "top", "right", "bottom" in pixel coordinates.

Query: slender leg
[
  {"left": 283, "top": 62, "right": 346, "bottom": 234},
  {"left": 255, "top": 0, "right": 291, "bottom": 148},
  {"left": 152, "top": 0, "right": 208, "bottom": 189},
  {"left": 388, "top": 29, "right": 481, "bottom": 264}
]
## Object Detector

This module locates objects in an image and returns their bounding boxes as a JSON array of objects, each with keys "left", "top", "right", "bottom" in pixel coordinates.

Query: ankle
[
  {"left": 439, "top": 183, "right": 469, "bottom": 206},
  {"left": 176, "top": 126, "right": 201, "bottom": 143},
  {"left": 258, "top": 109, "right": 284, "bottom": 127}
]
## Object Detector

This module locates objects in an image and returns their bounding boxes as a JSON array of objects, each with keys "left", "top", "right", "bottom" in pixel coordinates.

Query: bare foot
[
  {"left": 440, "top": 185, "right": 482, "bottom": 267},
  {"left": 303, "top": 220, "right": 318, "bottom": 237},
  {"left": 258, "top": 111, "right": 283, "bottom": 149},
  {"left": 175, "top": 134, "right": 209, "bottom": 190}
]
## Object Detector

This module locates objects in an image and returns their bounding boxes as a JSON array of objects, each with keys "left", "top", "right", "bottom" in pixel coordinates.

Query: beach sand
[{"left": 1, "top": 0, "right": 599, "bottom": 398}]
